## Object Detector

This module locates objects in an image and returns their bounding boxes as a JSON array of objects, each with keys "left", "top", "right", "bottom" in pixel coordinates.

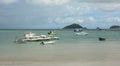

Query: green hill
[
  {"left": 63, "top": 23, "right": 83, "bottom": 29},
  {"left": 110, "top": 25, "right": 120, "bottom": 29}
]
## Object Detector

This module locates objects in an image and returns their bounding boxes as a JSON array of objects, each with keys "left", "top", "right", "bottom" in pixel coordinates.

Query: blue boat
[
  {"left": 74, "top": 29, "right": 88, "bottom": 35},
  {"left": 74, "top": 29, "right": 83, "bottom": 32}
]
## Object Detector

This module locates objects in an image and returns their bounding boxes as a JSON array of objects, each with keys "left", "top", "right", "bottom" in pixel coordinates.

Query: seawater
[{"left": 0, "top": 29, "right": 120, "bottom": 66}]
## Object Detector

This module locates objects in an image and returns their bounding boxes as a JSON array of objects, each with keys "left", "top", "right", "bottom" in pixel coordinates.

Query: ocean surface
[{"left": 0, "top": 29, "right": 120, "bottom": 66}]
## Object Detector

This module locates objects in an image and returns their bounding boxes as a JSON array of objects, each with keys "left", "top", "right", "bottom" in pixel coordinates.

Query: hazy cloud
[
  {"left": 0, "top": 0, "right": 120, "bottom": 29},
  {"left": 0, "top": 0, "right": 70, "bottom": 5},
  {"left": 0, "top": 0, "right": 19, "bottom": 5},
  {"left": 55, "top": 17, "right": 84, "bottom": 24},
  {"left": 106, "top": 17, "right": 120, "bottom": 22},
  {"left": 0, "top": 0, "right": 120, "bottom": 5},
  {"left": 25, "top": 0, "right": 70, "bottom": 5},
  {"left": 88, "top": 17, "right": 96, "bottom": 22},
  {"left": 74, "top": 0, "right": 120, "bottom": 3},
  {"left": 97, "top": 3, "right": 120, "bottom": 12},
  {"left": 66, "top": 4, "right": 92, "bottom": 15}
]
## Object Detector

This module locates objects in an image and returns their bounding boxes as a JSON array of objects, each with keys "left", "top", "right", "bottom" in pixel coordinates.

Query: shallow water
[{"left": 0, "top": 30, "right": 120, "bottom": 66}]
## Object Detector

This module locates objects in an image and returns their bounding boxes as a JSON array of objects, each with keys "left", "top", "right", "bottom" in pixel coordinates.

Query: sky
[{"left": 0, "top": 0, "right": 120, "bottom": 29}]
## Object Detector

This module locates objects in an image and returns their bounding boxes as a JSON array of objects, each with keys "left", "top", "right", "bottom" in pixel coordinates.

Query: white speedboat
[
  {"left": 15, "top": 32, "right": 51, "bottom": 43},
  {"left": 15, "top": 32, "right": 60, "bottom": 43},
  {"left": 74, "top": 29, "right": 88, "bottom": 35},
  {"left": 48, "top": 35, "right": 59, "bottom": 40},
  {"left": 75, "top": 32, "right": 88, "bottom": 35},
  {"left": 40, "top": 41, "right": 56, "bottom": 45}
]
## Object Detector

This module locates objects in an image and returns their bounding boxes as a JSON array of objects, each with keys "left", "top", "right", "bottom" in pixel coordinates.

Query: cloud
[
  {"left": 71, "top": 0, "right": 120, "bottom": 12},
  {"left": 106, "top": 17, "right": 120, "bottom": 22},
  {"left": 65, "top": 3, "right": 94, "bottom": 15},
  {"left": 74, "top": 0, "right": 120, "bottom": 3},
  {"left": 0, "top": 0, "right": 70, "bottom": 5},
  {"left": 88, "top": 16, "right": 96, "bottom": 22},
  {"left": 97, "top": 3, "right": 120, "bottom": 12},
  {"left": 25, "top": 0, "right": 70, "bottom": 5},
  {"left": 54, "top": 17, "right": 84, "bottom": 24},
  {"left": 66, "top": 5, "right": 89, "bottom": 14},
  {"left": 76, "top": 19, "right": 84, "bottom": 23},
  {"left": 0, "top": 0, "right": 19, "bottom": 5}
]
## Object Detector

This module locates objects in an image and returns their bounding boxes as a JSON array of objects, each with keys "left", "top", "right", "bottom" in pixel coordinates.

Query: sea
[{"left": 0, "top": 29, "right": 120, "bottom": 66}]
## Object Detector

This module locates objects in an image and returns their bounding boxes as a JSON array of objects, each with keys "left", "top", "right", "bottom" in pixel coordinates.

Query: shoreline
[{"left": 0, "top": 60, "right": 120, "bottom": 66}]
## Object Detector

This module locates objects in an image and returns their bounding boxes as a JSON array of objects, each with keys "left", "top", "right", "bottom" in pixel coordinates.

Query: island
[
  {"left": 96, "top": 27, "right": 102, "bottom": 30},
  {"left": 110, "top": 25, "right": 120, "bottom": 29},
  {"left": 63, "top": 23, "right": 84, "bottom": 29}
]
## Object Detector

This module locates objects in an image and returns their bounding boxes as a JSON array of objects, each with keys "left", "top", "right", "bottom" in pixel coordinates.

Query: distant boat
[
  {"left": 48, "top": 31, "right": 59, "bottom": 40},
  {"left": 48, "top": 35, "right": 59, "bottom": 40},
  {"left": 74, "top": 29, "right": 83, "bottom": 32},
  {"left": 40, "top": 41, "right": 56, "bottom": 45},
  {"left": 96, "top": 27, "right": 102, "bottom": 31},
  {"left": 74, "top": 29, "right": 88, "bottom": 35},
  {"left": 48, "top": 31, "right": 57, "bottom": 35},
  {"left": 98, "top": 37, "right": 106, "bottom": 41}
]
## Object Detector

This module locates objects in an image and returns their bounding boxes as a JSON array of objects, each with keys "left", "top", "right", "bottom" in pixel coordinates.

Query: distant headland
[
  {"left": 63, "top": 23, "right": 86, "bottom": 29},
  {"left": 110, "top": 25, "right": 120, "bottom": 29},
  {"left": 63, "top": 24, "right": 120, "bottom": 30}
]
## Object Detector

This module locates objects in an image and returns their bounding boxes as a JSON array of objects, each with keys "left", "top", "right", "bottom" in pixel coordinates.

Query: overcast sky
[{"left": 0, "top": 0, "right": 120, "bottom": 29}]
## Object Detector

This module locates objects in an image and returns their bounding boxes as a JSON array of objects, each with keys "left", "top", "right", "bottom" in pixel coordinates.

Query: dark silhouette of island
[
  {"left": 110, "top": 25, "right": 120, "bottom": 29},
  {"left": 96, "top": 27, "right": 102, "bottom": 30},
  {"left": 63, "top": 23, "right": 84, "bottom": 29}
]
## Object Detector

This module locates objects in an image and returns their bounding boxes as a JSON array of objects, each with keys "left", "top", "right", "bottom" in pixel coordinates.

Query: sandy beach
[
  {"left": 0, "top": 60, "right": 120, "bottom": 66},
  {"left": 1, "top": 42, "right": 120, "bottom": 66}
]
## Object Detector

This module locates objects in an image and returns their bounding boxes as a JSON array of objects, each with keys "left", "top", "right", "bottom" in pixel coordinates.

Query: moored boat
[
  {"left": 48, "top": 31, "right": 57, "bottom": 35},
  {"left": 15, "top": 32, "right": 59, "bottom": 43},
  {"left": 40, "top": 41, "right": 56, "bottom": 45},
  {"left": 98, "top": 37, "right": 106, "bottom": 41},
  {"left": 48, "top": 31, "right": 60, "bottom": 40},
  {"left": 74, "top": 29, "right": 88, "bottom": 35},
  {"left": 48, "top": 35, "right": 59, "bottom": 40},
  {"left": 75, "top": 32, "right": 88, "bottom": 35},
  {"left": 15, "top": 32, "right": 51, "bottom": 43}
]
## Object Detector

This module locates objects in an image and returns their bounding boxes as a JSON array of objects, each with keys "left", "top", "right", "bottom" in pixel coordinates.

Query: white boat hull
[
  {"left": 44, "top": 41, "right": 56, "bottom": 44},
  {"left": 15, "top": 32, "right": 59, "bottom": 43},
  {"left": 75, "top": 32, "right": 88, "bottom": 35}
]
